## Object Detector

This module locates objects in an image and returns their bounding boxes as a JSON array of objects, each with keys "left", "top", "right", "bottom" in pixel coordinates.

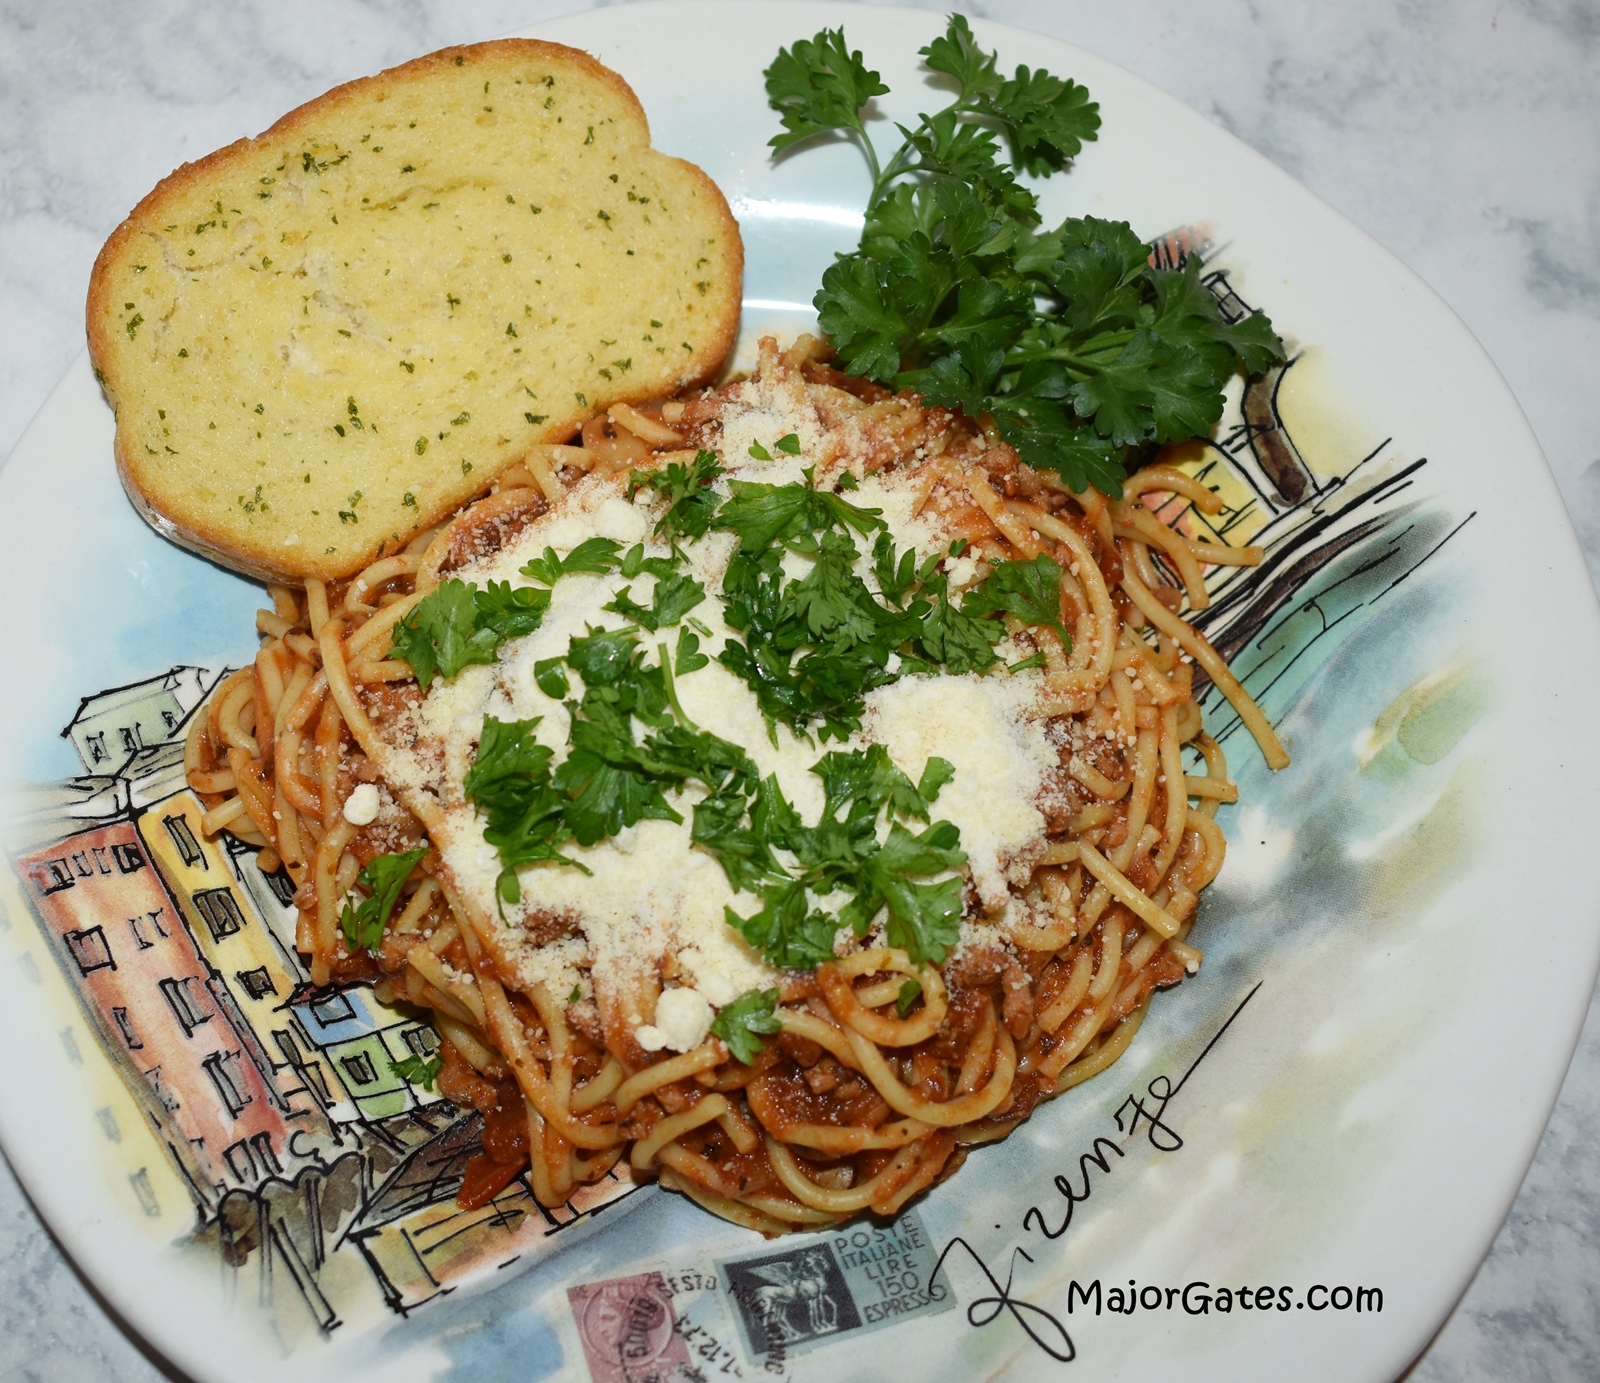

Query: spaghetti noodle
[{"left": 186, "top": 335, "right": 1285, "bottom": 1232}]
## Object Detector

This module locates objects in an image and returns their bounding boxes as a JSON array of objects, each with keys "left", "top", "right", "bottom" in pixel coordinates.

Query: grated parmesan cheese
[
  {"left": 384, "top": 422, "right": 1057, "bottom": 1043},
  {"left": 864, "top": 675, "right": 1051, "bottom": 913}
]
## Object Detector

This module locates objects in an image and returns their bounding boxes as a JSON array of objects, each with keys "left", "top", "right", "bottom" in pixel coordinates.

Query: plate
[{"left": 2, "top": 4, "right": 1598, "bottom": 1381}]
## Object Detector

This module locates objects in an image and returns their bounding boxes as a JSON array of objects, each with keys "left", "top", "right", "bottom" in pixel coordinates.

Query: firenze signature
[{"left": 934, "top": 983, "right": 1263, "bottom": 1363}]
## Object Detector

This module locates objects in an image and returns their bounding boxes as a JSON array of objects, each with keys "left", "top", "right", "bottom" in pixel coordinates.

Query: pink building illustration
[{"left": 18, "top": 819, "right": 288, "bottom": 1207}]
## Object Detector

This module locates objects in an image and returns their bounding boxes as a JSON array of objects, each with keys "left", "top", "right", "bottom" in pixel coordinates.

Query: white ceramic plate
[{"left": 3, "top": 4, "right": 1598, "bottom": 1381}]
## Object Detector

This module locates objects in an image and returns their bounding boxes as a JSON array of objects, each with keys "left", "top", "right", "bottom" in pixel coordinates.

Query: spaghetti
[{"left": 186, "top": 335, "right": 1285, "bottom": 1232}]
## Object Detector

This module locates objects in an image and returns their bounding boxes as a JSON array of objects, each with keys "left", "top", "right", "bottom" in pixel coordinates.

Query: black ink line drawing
[
  {"left": 9, "top": 671, "right": 639, "bottom": 1344},
  {"left": 4, "top": 235, "right": 1472, "bottom": 1351}
]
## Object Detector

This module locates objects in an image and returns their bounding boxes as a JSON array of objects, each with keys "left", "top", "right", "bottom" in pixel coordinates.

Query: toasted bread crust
[{"left": 88, "top": 39, "right": 742, "bottom": 583}]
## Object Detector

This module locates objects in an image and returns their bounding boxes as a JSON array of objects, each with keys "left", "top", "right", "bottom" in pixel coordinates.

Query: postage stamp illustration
[
  {"left": 718, "top": 1210, "right": 952, "bottom": 1363},
  {"left": 567, "top": 1271, "right": 700, "bottom": 1383}
]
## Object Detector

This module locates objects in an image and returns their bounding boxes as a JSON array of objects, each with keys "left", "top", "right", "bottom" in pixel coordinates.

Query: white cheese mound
[
  {"left": 342, "top": 782, "right": 381, "bottom": 825},
  {"left": 865, "top": 675, "right": 1052, "bottom": 913},
  {"left": 637, "top": 986, "right": 715, "bottom": 1053},
  {"left": 392, "top": 437, "right": 1057, "bottom": 1047}
]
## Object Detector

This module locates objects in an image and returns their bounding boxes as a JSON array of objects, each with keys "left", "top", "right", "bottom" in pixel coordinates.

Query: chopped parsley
[
  {"left": 340, "top": 846, "right": 428, "bottom": 955},
  {"left": 389, "top": 1053, "right": 442, "bottom": 1090},
  {"left": 464, "top": 628, "right": 763, "bottom": 891},
  {"left": 674, "top": 625, "right": 710, "bottom": 675},
  {"left": 711, "top": 987, "right": 782, "bottom": 1063},
  {"left": 389, "top": 579, "right": 550, "bottom": 688},
  {"left": 519, "top": 535, "right": 624, "bottom": 584},
  {"left": 719, "top": 744, "right": 969, "bottom": 966},
  {"left": 963, "top": 554, "right": 1071, "bottom": 649},
  {"left": 457, "top": 608, "right": 970, "bottom": 965},
  {"left": 749, "top": 433, "right": 801, "bottom": 459},
  {"left": 463, "top": 715, "right": 585, "bottom": 903},
  {"left": 604, "top": 571, "right": 705, "bottom": 631},
  {"left": 627, "top": 449, "right": 726, "bottom": 545},
  {"left": 710, "top": 474, "right": 1022, "bottom": 740}
]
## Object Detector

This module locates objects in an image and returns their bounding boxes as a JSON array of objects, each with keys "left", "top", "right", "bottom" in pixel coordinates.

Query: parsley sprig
[
  {"left": 718, "top": 743, "right": 967, "bottom": 968},
  {"left": 339, "top": 846, "right": 428, "bottom": 955},
  {"left": 711, "top": 987, "right": 783, "bottom": 1063},
  {"left": 522, "top": 531, "right": 708, "bottom": 634},
  {"left": 963, "top": 553, "right": 1070, "bottom": 649},
  {"left": 519, "top": 536, "right": 625, "bottom": 584},
  {"left": 463, "top": 715, "right": 583, "bottom": 904},
  {"left": 465, "top": 627, "right": 766, "bottom": 896},
  {"left": 390, "top": 580, "right": 549, "bottom": 688},
  {"left": 627, "top": 449, "right": 726, "bottom": 546},
  {"left": 714, "top": 472, "right": 1063, "bottom": 741},
  {"left": 462, "top": 623, "right": 971, "bottom": 967},
  {"left": 765, "top": 16, "right": 1285, "bottom": 494},
  {"left": 390, "top": 1052, "right": 442, "bottom": 1091},
  {"left": 605, "top": 568, "right": 706, "bottom": 632}
]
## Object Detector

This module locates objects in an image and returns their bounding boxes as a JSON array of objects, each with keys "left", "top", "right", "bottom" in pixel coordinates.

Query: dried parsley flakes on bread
[{"left": 87, "top": 39, "right": 742, "bottom": 582}]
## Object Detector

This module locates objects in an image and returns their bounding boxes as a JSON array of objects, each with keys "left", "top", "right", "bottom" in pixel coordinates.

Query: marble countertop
[{"left": 1, "top": 1, "right": 1597, "bottom": 1379}]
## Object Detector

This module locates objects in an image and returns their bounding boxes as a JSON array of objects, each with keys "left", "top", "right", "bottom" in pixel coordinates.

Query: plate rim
[{"left": 1, "top": 5, "right": 1598, "bottom": 1382}]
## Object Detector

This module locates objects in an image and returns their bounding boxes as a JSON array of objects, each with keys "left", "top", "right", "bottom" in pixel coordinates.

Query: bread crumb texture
[{"left": 87, "top": 40, "right": 743, "bottom": 581}]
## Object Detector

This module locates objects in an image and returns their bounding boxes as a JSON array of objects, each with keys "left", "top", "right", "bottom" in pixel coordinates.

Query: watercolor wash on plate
[
  {"left": 0, "top": 217, "right": 1481, "bottom": 1378},
  {"left": 12, "top": 5, "right": 1585, "bottom": 1381}
]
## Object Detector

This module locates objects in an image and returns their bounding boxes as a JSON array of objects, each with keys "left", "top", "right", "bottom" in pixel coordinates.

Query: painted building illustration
[
  {"left": 61, "top": 666, "right": 215, "bottom": 773},
  {"left": 7, "top": 668, "right": 640, "bottom": 1343},
  {"left": 19, "top": 816, "right": 289, "bottom": 1207},
  {"left": 290, "top": 982, "right": 443, "bottom": 1125},
  {"left": 1130, "top": 243, "right": 1465, "bottom": 760}
]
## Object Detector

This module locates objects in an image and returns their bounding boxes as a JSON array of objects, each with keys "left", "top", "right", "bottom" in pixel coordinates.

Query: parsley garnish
[
  {"left": 533, "top": 657, "right": 570, "bottom": 699},
  {"left": 458, "top": 621, "right": 971, "bottom": 964},
  {"left": 714, "top": 473, "right": 921, "bottom": 741},
  {"left": 746, "top": 434, "right": 801, "bottom": 461},
  {"left": 721, "top": 745, "right": 968, "bottom": 967},
  {"left": 716, "top": 472, "right": 884, "bottom": 553},
  {"left": 674, "top": 625, "right": 710, "bottom": 674},
  {"left": 466, "top": 629, "right": 764, "bottom": 891},
  {"left": 604, "top": 569, "right": 705, "bottom": 631},
  {"left": 765, "top": 16, "right": 1285, "bottom": 494},
  {"left": 390, "top": 1053, "right": 441, "bottom": 1090},
  {"left": 896, "top": 978, "right": 923, "bottom": 1017},
  {"left": 518, "top": 536, "right": 624, "bottom": 584},
  {"left": 627, "top": 449, "right": 726, "bottom": 545},
  {"left": 339, "top": 846, "right": 427, "bottom": 955},
  {"left": 555, "top": 629, "right": 686, "bottom": 845},
  {"left": 917, "top": 561, "right": 1003, "bottom": 675},
  {"left": 390, "top": 579, "right": 550, "bottom": 688},
  {"left": 708, "top": 472, "right": 1069, "bottom": 739},
  {"left": 463, "top": 716, "right": 585, "bottom": 903},
  {"left": 962, "top": 553, "right": 1071, "bottom": 649},
  {"left": 916, "top": 755, "right": 956, "bottom": 803},
  {"left": 711, "top": 987, "right": 783, "bottom": 1063}
]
